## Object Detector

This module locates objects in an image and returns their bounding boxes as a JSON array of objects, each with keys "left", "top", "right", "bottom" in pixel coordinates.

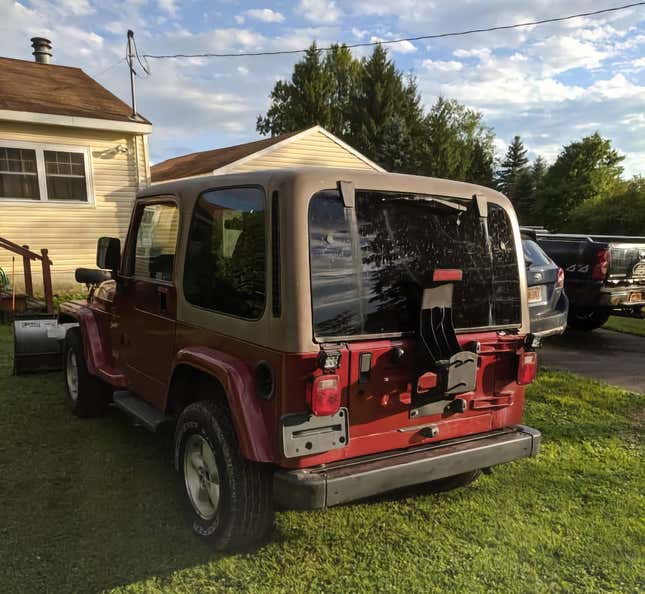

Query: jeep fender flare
[
  {"left": 59, "top": 303, "right": 127, "bottom": 387},
  {"left": 171, "top": 346, "right": 273, "bottom": 463}
]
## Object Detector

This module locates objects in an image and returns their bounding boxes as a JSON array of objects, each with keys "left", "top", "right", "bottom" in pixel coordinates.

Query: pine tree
[
  {"left": 256, "top": 43, "right": 336, "bottom": 136},
  {"left": 324, "top": 44, "right": 361, "bottom": 138},
  {"left": 350, "top": 46, "right": 402, "bottom": 160},
  {"left": 496, "top": 136, "right": 529, "bottom": 204},
  {"left": 468, "top": 138, "right": 495, "bottom": 187},
  {"left": 257, "top": 43, "right": 494, "bottom": 177},
  {"left": 531, "top": 155, "right": 547, "bottom": 191},
  {"left": 420, "top": 98, "right": 495, "bottom": 182},
  {"left": 515, "top": 156, "right": 547, "bottom": 224}
]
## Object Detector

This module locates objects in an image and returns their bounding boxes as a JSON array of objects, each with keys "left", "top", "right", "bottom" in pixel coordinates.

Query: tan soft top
[
  {"left": 138, "top": 168, "right": 528, "bottom": 353},
  {"left": 140, "top": 167, "right": 512, "bottom": 208}
]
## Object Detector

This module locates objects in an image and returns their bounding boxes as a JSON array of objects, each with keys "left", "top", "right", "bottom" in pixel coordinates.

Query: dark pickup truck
[{"left": 532, "top": 231, "right": 645, "bottom": 331}]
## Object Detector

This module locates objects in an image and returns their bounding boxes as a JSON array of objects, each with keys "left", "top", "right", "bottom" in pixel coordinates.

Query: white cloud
[
  {"left": 453, "top": 48, "right": 491, "bottom": 60},
  {"left": 243, "top": 9, "right": 285, "bottom": 23},
  {"left": 370, "top": 37, "right": 417, "bottom": 54},
  {"left": 530, "top": 35, "right": 609, "bottom": 75},
  {"left": 296, "top": 0, "right": 341, "bottom": 24},
  {"left": 587, "top": 74, "right": 644, "bottom": 101},
  {"left": 157, "top": 0, "right": 177, "bottom": 17},
  {"left": 56, "top": 0, "right": 94, "bottom": 16},
  {"left": 422, "top": 59, "right": 463, "bottom": 72},
  {"left": 0, "top": 0, "right": 642, "bottom": 178},
  {"left": 633, "top": 57, "right": 645, "bottom": 69},
  {"left": 103, "top": 21, "right": 128, "bottom": 35}
]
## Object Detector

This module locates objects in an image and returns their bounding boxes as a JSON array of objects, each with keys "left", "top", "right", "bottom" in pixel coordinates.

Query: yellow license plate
[
  {"left": 528, "top": 286, "right": 543, "bottom": 303},
  {"left": 629, "top": 292, "right": 642, "bottom": 303}
]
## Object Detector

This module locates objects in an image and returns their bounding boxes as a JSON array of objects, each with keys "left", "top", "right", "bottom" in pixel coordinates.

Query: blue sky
[{"left": 1, "top": 0, "right": 644, "bottom": 175}]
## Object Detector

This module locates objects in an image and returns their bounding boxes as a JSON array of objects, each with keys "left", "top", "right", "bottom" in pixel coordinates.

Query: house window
[
  {"left": 0, "top": 147, "right": 40, "bottom": 200},
  {"left": 0, "top": 142, "right": 91, "bottom": 203},
  {"left": 44, "top": 151, "right": 87, "bottom": 201}
]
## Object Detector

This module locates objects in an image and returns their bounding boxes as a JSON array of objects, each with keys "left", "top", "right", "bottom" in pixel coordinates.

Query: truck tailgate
[{"left": 609, "top": 243, "right": 645, "bottom": 281}]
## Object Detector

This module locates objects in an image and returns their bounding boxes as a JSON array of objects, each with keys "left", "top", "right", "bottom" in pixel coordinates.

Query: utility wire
[
  {"left": 90, "top": 57, "right": 126, "bottom": 78},
  {"left": 126, "top": 34, "right": 151, "bottom": 77},
  {"left": 142, "top": 2, "right": 645, "bottom": 59}
]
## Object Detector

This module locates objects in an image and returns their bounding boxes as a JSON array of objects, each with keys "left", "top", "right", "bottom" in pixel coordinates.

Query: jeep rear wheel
[
  {"left": 175, "top": 399, "right": 274, "bottom": 551},
  {"left": 567, "top": 306, "right": 611, "bottom": 331},
  {"left": 63, "top": 329, "right": 110, "bottom": 418}
]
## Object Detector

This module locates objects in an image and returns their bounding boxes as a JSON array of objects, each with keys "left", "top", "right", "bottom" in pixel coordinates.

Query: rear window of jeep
[
  {"left": 184, "top": 187, "right": 266, "bottom": 319},
  {"left": 309, "top": 190, "right": 521, "bottom": 338}
]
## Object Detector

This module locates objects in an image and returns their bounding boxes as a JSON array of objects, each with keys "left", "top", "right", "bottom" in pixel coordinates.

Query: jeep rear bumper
[{"left": 274, "top": 425, "right": 541, "bottom": 509}]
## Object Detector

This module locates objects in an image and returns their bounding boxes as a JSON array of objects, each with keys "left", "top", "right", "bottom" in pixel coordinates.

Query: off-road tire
[
  {"left": 567, "top": 306, "right": 611, "bottom": 331},
  {"left": 428, "top": 469, "right": 481, "bottom": 493},
  {"left": 63, "top": 328, "right": 111, "bottom": 418},
  {"left": 175, "top": 399, "right": 274, "bottom": 551}
]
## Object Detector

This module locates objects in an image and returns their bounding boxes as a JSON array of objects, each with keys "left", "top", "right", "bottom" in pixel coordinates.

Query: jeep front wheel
[
  {"left": 63, "top": 328, "right": 110, "bottom": 418},
  {"left": 175, "top": 399, "right": 274, "bottom": 551}
]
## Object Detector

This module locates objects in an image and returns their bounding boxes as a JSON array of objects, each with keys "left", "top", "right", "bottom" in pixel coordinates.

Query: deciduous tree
[{"left": 535, "top": 133, "right": 624, "bottom": 230}]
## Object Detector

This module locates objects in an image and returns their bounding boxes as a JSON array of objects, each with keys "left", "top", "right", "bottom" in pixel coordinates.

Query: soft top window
[
  {"left": 309, "top": 190, "right": 521, "bottom": 339},
  {"left": 184, "top": 186, "right": 266, "bottom": 320}
]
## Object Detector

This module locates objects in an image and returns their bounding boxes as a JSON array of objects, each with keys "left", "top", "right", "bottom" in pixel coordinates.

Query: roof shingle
[
  {"left": 150, "top": 129, "right": 304, "bottom": 183},
  {"left": 0, "top": 56, "right": 150, "bottom": 124}
]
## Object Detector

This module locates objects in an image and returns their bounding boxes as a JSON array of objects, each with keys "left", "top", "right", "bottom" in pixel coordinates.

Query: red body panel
[
  {"left": 65, "top": 296, "right": 528, "bottom": 470},
  {"left": 277, "top": 333, "right": 526, "bottom": 469},
  {"left": 116, "top": 280, "right": 177, "bottom": 407},
  {"left": 172, "top": 346, "right": 273, "bottom": 462}
]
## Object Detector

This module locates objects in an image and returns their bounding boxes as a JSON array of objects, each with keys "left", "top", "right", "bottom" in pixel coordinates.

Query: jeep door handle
[{"left": 157, "top": 286, "right": 169, "bottom": 315}]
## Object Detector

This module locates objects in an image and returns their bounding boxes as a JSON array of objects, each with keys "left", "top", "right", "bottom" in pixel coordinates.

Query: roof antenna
[{"left": 127, "top": 30, "right": 137, "bottom": 118}]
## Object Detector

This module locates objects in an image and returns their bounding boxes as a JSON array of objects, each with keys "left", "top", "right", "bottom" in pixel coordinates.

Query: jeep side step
[{"left": 112, "top": 391, "right": 172, "bottom": 431}]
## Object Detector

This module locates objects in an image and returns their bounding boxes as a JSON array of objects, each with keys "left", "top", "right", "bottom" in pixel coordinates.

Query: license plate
[
  {"left": 629, "top": 292, "right": 642, "bottom": 303},
  {"left": 527, "top": 285, "right": 543, "bottom": 304}
]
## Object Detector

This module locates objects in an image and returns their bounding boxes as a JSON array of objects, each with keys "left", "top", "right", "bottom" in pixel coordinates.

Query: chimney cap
[{"left": 31, "top": 37, "right": 53, "bottom": 64}]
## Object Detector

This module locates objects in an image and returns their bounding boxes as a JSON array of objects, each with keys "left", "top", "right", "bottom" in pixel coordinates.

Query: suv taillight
[
  {"left": 592, "top": 248, "right": 609, "bottom": 281},
  {"left": 517, "top": 351, "right": 538, "bottom": 385},
  {"left": 556, "top": 267, "right": 565, "bottom": 289},
  {"left": 308, "top": 375, "right": 341, "bottom": 416}
]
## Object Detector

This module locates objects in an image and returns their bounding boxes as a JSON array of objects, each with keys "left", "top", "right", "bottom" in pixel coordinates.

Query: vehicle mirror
[
  {"left": 525, "top": 257, "right": 534, "bottom": 269},
  {"left": 97, "top": 237, "right": 121, "bottom": 271}
]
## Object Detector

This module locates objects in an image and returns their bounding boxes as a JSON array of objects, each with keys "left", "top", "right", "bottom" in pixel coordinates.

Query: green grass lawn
[
  {"left": 0, "top": 325, "right": 643, "bottom": 594},
  {"left": 605, "top": 314, "right": 645, "bottom": 337}
]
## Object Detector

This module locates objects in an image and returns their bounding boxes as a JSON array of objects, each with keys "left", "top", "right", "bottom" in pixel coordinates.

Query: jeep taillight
[
  {"left": 308, "top": 375, "right": 341, "bottom": 416},
  {"left": 592, "top": 248, "right": 609, "bottom": 281},
  {"left": 517, "top": 351, "right": 538, "bottom": 385},
  {"left": 556, "top": 267, "right": 565, "bottom": 289}
]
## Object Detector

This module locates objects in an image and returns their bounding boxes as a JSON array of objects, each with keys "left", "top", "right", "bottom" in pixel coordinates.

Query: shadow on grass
[{"left": 0, "top": 372, "right": 226, "bottom": 593}]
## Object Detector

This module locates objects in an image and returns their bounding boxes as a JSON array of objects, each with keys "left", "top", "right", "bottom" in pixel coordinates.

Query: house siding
[
  {"left": 225, "top": 130, "right": 376, "bottom": 173},
  {"left": 0, "top": 121, "right": 148, "bottom": 292}
]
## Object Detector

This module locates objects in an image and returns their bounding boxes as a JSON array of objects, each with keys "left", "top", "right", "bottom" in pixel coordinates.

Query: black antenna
[{"left": 126, "top": 30, "right": 137, "bottom": 118}]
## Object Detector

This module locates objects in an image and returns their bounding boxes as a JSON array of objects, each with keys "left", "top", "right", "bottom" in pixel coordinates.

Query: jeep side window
[
  {"left": 184, "top": 186, "right": 266, "bottom": 319},
  {"left": 131, "top": 202, "right": 179, "bottom": 282}
]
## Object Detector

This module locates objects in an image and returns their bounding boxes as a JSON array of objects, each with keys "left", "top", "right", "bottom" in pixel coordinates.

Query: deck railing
[{"left": 0, "top": 237, "right": 53, "bottom": 313}]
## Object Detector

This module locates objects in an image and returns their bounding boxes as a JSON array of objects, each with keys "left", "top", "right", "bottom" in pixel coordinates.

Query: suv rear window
[
  {"left": 309, "top": 190, "right": 521, "bottom": 339},
  {"left": 523, "top": 239, "right": 552, "bottom": 267}
]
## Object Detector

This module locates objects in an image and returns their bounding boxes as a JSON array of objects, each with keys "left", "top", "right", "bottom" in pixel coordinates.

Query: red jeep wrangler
[{"left": 58, "top": 168, "right": 540, "bottom": 550}]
